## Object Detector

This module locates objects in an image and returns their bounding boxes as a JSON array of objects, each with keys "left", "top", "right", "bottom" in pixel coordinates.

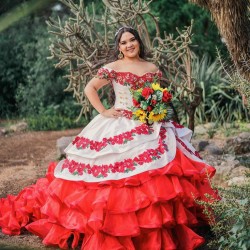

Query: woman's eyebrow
[{"left": 120, "top": 36, "right": 136, "bottom": 43}]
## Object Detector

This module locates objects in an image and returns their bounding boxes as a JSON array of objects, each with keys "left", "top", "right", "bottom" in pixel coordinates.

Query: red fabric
[{"left": 0, "top": 150, "right": 218, "bottom": 249}]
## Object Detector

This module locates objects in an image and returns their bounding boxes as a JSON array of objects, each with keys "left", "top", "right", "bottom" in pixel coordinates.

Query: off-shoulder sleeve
[{"left": 96, "top": 67, "right": 116, "bottom": 82}]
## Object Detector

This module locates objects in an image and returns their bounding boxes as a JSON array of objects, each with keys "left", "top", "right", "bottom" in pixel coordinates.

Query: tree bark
[{"left": 189, "top": 0, "right": 250, "bottom": 82}]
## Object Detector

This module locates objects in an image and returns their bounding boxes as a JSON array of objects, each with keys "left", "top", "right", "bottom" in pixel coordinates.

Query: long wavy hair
[{"left": 112, "top": 26, "right": 147, "bottom": 60}]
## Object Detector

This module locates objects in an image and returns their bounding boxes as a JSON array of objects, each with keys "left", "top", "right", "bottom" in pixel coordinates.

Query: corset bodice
[
  {"left": 99, "top": 67, "right": 163, "bottom": 111},
  {"left": 113, "top": 81, "right": 133, "bottom": 110}
]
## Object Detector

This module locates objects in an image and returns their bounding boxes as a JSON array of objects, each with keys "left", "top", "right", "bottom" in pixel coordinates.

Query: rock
[
  {"left": 223, "top": 155, "right": 240, "bottom": 168},
  {"left": 9, "top": 122, "right": 28, "bottom": 132},
  {"left": 224, "top": 154, "right": 236, "bottom": 162},
  {"left": 227, "top": 176, "right": 250, "bottom": 186},
  {"left": 236, "top": 154, "right": 250, "bottom": 168},
  {"left": 230, "top": 166, "right": 250, "bottom": 178},
  {"left": 56, "top": 136, "right": 74, "bottom": 158},
  {"left": 212, "top": 155, "right": 241, "bottom": 185},
  {"left": 238, "top": 132, "right": 250, "bottom": 140},
  {"left": 214, "top": 159, "right": 237, "bottom": 176},
  {"left": 224, "top": 134, "right": 250, "bottom": 154},
  {"left": 203, "top": 122, "right": 216, "bottom": 130},
  {"left": 197, "top": 140, "right": 209, "bottom": 151},
  {"left": 194, "top": 125, "right": 207, "bottom": 135},
  {"left": 0, "top": 128, "right": 8, "bottom": 136},
  {"left": 205, "top": 144, "right": 223, "bottom": 155}
]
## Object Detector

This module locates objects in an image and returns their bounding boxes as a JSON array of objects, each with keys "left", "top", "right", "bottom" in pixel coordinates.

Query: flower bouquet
[{"left": 131, "top": 82, "right": 173, "bottom": 125}]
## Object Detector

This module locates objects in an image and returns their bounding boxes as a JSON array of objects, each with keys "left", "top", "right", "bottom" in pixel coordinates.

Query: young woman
[{"left": 0, "top": 27, "right": 218, "bottom": 249}]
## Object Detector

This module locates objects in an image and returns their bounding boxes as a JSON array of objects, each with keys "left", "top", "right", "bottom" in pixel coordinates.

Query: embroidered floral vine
[
  {"left": 72, "top": 123, "right": 154, "bottom": 151},
  {"left": 97, "top": 67, "right": 162, "bottom": 89},
  {"left": 176, "top": 136, "right": 202, "bottom": 159},
  {"left": 171, "top": 121, "right": 184, "bottom": 129},
  {"left": 61, "top": 136, "right": 166, "bottom": 178}
]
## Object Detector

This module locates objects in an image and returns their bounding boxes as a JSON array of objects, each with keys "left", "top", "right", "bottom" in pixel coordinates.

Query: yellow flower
[
  {"left": 133, "top": 109, "right": 147, "bottom": 123},
  {"left": 148, "top": 110, "right": 167, "bottom": 122},
  {"left": 151, "top": 83, "right": 164, "bottom": 92}
]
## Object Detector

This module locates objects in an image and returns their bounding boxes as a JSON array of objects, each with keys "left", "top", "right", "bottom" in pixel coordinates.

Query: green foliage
[
  {"left": 150, "top": 0, "right": 227, "bottom": 58},
  {"left": 175, "top": 54, "right": 249, "bottom": 125},
  {"left": 15, "top": 16, "right": 69, "bottom": 117},
  {"left": 195, "top": 55, "right": 249, "bottom": 124},
  {"left": 0, "top": 17, "right": 29, "bottom": 117},
  {"left": 0, "top": 0, "right": 244, "bottom": 131},
  {"left": 27, "top": 99, "right": 87, "bottom": 131},
  {"left": 199, "top": 184, "right": 250, "bottom": 250},
  {"left": 0, "top": 13, "right": 84, "bottom": 131}
]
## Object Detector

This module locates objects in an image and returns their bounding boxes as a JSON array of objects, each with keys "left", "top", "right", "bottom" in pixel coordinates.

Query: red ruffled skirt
[{"left": 0, "top": 149, "right": 218, "bottom": 249}]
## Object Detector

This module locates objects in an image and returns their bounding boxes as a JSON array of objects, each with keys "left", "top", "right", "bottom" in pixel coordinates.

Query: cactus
[{"left": 47, "top": 0, "right": 202, "bottom": 130}]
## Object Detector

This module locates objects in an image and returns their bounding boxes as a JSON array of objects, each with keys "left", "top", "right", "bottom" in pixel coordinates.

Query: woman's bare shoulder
[
  {"left": 104, "top": 61, "right": 120, "bottom": 70},
  {"left": 143, "top": 61, "right": 159, "bottom": 72}
]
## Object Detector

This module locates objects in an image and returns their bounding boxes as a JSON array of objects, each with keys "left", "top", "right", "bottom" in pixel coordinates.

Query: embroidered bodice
[
  {"left": 97, "top": 67, "right": 162, "bottom": 111},
  {"left": 53, "top": 66, "right": 202, "bottom": 182}
]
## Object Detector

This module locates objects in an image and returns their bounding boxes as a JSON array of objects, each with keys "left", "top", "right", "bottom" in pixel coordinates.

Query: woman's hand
[{"left": 101, "top": 107, "right": 123, "bottom": 118}]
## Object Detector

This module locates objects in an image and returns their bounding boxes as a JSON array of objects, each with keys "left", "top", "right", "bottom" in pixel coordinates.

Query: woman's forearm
[{"left": 84, "top": 85, "right": 106, "bottom": 114}]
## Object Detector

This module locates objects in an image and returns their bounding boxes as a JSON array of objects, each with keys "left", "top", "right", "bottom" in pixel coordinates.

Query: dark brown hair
[{"left": 113, "top": 26, "right": 146, "bottom": 60}]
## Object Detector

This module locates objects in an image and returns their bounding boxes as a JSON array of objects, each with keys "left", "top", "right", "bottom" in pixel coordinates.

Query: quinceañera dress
[{"left": 0, "top": 67, "right": 218, "bottom": 250}]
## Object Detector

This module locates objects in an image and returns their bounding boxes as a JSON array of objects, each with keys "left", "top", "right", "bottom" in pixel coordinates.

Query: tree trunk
[
  {"left": 189, "top": 0, "right": 250, "bottom": 82},
  {"left": 188, "top": 109, "right": 196, "bottom": 132}
]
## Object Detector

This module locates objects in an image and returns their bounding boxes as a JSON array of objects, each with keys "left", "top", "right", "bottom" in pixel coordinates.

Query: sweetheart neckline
[{"left": 103, "top": 67, "right": 161, "bottom": 78}]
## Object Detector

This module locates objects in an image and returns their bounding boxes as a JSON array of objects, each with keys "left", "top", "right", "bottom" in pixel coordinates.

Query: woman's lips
[{"left": 127, "top": 48, "right": 135, "bottom": 52}]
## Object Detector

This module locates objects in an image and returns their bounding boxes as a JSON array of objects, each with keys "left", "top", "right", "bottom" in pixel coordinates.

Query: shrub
[
  {"left": 199, "top": 184, "right": 250, "bottom": 250},
  {"left": 174, "top": 54, "right": 249, "bottom": 126},
  {"left": 26, "top": 100, "right": 87, "bottom": 131},
  {"left": 15, "top": 16, "right": 70, "bottom": 117}
]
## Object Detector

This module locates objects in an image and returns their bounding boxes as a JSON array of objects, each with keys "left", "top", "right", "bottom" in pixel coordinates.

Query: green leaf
[{"left": 155, "top": 90, "right": 163, "bottom": 101}]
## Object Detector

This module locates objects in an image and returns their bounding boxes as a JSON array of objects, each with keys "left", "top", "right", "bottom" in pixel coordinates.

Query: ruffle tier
[{"left": 0, "top": 149, "right": 218, "bottom": 250}]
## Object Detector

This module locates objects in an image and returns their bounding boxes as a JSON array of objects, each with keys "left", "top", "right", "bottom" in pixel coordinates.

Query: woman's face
[{"left": 119, "top": 32, "right": 140, "bottom": 59}]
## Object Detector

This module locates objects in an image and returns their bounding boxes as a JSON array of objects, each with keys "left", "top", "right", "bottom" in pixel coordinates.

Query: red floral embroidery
[
  {"left": 97, "top": 67, "right": 162, "bottom": 90},
  {"left": 97, "top": 67, "right": 116, "bottom": 81},
  {"left": 61, "top": 137, "right": 166, "bottom": 178},
  {"left": 176, "top": 136, "right": 202, "bottom": 159},
  {"left": 72, "top": 124, "right": 154, "bottom": 151},
  {"left": 121, "top": 110, "right": 133, "bottom": 119},
  {"left": 159, "top": 126, "right": 167, "bottom": 140},
  {"left": 171, "top": 121, "right": 184, "bottom": 129}
]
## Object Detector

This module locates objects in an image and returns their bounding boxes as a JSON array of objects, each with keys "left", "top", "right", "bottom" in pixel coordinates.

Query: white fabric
[{"left": 54, "top": 68, "right": 203, "bottom": 182}]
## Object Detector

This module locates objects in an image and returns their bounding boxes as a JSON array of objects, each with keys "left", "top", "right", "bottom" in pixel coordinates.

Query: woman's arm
[{"left": 84, "top": 77, "right": 122, "bottom": 118}]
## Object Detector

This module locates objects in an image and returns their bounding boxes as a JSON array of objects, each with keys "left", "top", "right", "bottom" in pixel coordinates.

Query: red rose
[
  {"left": 162, "top": 90, "right": 172, "bottom": 103},
  {"left": 151, "top": 99, "right": 157, "bottom": 106},
  {"left": 141, "top": 87, "right": 154, "bottom": 99},
  {"left": 147, "top": 106, "right": 153, "bottom": 112},
  {"left": 133, "top": 99, "right": 140, "bottom": 107}
]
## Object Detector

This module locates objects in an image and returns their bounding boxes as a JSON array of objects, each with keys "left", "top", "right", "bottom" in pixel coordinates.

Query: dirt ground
[{"left": 0, "top": 128, "right": 81, "bottom": 249}]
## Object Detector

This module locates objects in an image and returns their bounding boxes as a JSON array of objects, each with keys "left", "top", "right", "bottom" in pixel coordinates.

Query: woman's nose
[{"left": 127, "top": 42, "right": 133, "bottom": 48}]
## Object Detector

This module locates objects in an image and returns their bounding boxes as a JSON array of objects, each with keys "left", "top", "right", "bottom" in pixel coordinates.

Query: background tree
[
  {"left": 47, "top": 0, "right": 207, "bottom": 130},
  {"left": 1, "top": 0, "right": 247, "bottom": 130},
  {"left": 150, "top": 0, "right": 226, "bottom": 59},
  {"left": 189, "top": 0, "right": 250, "bottom": 106}
]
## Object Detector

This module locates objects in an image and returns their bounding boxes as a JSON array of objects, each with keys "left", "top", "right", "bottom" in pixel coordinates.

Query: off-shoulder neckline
[{"left": 102, "top": 66, "right": 161, "bottom": 78}]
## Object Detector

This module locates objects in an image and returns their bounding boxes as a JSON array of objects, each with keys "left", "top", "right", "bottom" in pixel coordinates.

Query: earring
[{"left": 118, "top": 51, "right": 124, "bottom": 59}]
